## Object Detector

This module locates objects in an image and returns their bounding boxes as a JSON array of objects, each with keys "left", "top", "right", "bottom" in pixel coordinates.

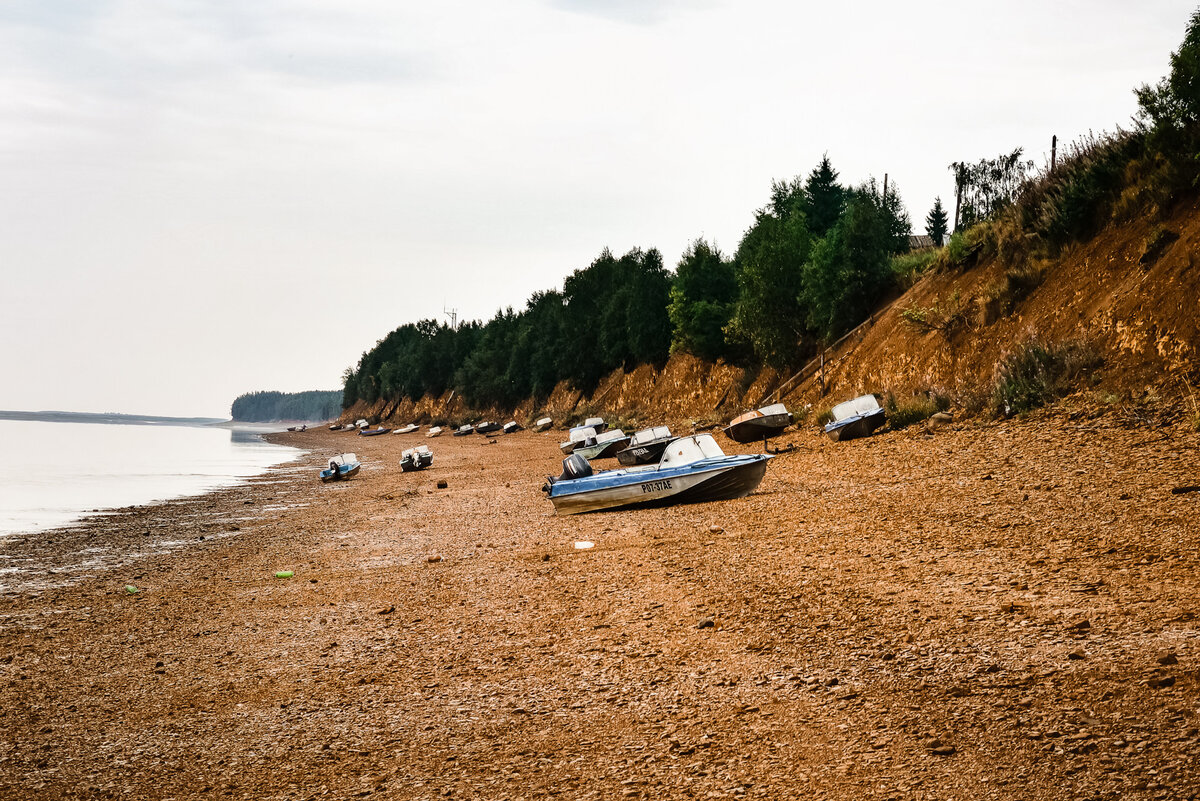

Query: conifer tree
[
  {"left": 803, "top": 155, "right": 845, "bottom": 238},
  {"left": 926, "top": 196, "right": 949, "bottom": 246}
]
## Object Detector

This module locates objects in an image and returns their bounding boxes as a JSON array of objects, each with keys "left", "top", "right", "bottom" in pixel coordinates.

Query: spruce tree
[
  {"left": 926, "top": 196, "right": 949, "bottom": 246},
  {"left": 803, "top": 155, "right": 845, "bottom": 238}
]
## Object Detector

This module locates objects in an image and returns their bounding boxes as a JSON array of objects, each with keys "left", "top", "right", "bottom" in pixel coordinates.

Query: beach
[{"left": 2, "top": 417, "right": 1199, "bottom": 800}]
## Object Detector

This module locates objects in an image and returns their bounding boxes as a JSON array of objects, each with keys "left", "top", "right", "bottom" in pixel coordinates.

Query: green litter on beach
[{"left": 274, "top": 570, "right": 294, "bottom": 579}]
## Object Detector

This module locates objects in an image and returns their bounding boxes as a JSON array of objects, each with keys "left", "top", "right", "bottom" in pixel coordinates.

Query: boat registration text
[{"left": 641, "top": 479, "right": 673, "bottom": 494}]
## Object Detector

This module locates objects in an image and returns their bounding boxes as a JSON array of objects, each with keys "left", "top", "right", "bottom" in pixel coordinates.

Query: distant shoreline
[{"left": 0, "top": 409, "right": 226, "bottom": 427}]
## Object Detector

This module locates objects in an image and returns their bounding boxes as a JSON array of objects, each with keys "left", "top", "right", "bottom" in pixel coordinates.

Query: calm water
[{"left": 0, "top": 418, "right": 303, "bottom": 536}]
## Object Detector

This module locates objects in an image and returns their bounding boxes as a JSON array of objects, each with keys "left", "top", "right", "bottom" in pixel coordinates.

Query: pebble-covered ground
[{"left": 1, "top": 416, "right": 1198, "bottom": 800}]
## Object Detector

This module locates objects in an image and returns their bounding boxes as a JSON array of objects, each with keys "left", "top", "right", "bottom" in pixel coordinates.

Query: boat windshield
[
  {"left": 340, "top": 453, "right": 358, "bottom": 465},
  {"left": 831, "top": 395, "right": 881, "bottom": 421},
  {"left": 659, "top": 434, "right": 726, "bottom": 467},
  {"left": 759, "top": 403, "right": 790, "bottom": 417},
  {"left": 569, "top": 426, "right": 597, "bottom": 443},
  {"left": 632, "top": 426, "right": 671, "bottom": 446},
  {"left": 584, "top": 417, "right": 604, "bottom": 428}
]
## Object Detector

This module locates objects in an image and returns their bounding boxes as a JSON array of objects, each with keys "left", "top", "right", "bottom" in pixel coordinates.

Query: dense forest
[
  {"left": 343, "top": 11, "right": 1200, "bottom": 414},
  {"left": 231, "top": 390, "right": 342, "bottom": 422}
]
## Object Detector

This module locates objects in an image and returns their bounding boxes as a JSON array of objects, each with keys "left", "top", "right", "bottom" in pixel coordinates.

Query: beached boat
[
  {"left": 355, "top": 419, "right": 369, "bottom": 429},
  {"left": 824, "top": 394, "right": 886, "bottom": 442},
  {"left": 453, "top": 424, "right": 474, "bottom": 437},
  {"left": 427, "top": 426, "right": 444, "bottom": 438},
  {"left": 358, "top": 426, "right": 391, "bottom": 436},
  {"left": 329, "top": 423, "right": 341, "bottom": 430},
  {"left": 475, "top": 421, "right": 502, "bottom": 435},
  {"left": 502, "top": 421, "right": 523, "bottom": 434},
  {"left": 532, "top": 417, "right": 553, "bottom": 432},
  {"left": 393, "top": 423, "right": 420, "bottom": 435},
  {"left": 616, "top": 426, "right": 675, "bottom": 466},
  {"left": 583, "top": 416, "right": 606, "bottom": 433},
  {"left": 724, "top": 403, "right": 794, "bottom": 444},
  {"left": 543, "top": 434, "right": 771, "bottom": 515},
  {"left": 574, "top": 429, "right": 631, "bottom": 461},
  {"left": 320, "top": 453, "right": 361, "bottom": 482},
  {"left": 400, "top": 445, "right": 434, "bottom": 472},
  {"left": 559, "top": 425, "right": 597, "bottom": 455}
]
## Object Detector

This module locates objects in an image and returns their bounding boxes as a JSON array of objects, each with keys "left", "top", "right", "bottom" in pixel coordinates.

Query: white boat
[
  {"left": 560, "top": 425, "right": 597, "bottom": 455},
  {"left": 532, "top": 417, "right": 553, "bottom": 432},
  {"left": 543, "top": 434, "right": 771, "bottom": 515},
  {"left": 426, "top": 426, "right": 444, "bottom": 438},
  {"left": 400, "top": 445, "right": 433, "bottom": 472},
  {"left": 394, "top": 423, "right": 420, "bottom": 435},
  {"left": 824, "top": 395, "right": 886, "bottom": 441},
  {"left": 573, "top": 429, "right": 631, "bottom": 461},
  {"left": 355, "top": 418, "right": 369, "bottom": 430},
  {"left": 502, "top": 421, "right": 523, "bottom": 434},
  {"left": 583, "top": 416, "right": 606, "bottom": 433}
]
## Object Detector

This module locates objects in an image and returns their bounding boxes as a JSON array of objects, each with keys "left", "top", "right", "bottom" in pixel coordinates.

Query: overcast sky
[{"left": 0, "top": 1, "right": 1192, "bottom": 417}]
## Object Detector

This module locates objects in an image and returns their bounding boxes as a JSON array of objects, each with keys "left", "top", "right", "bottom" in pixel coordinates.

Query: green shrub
[
  {"left": 815, "top": 407, "right": 834, "bottom": 426},
  {"left": 891, "top": 248, "right": 939, "bottom": 287},
  {"left": 884, "top": 392, "right": 940, "bottom": 429},
  {"left": 900, "top": 291, "right": 968, "bottom": 334},
  {"left": 991, "top": 339, "right": 1102, "bottom": 417}
]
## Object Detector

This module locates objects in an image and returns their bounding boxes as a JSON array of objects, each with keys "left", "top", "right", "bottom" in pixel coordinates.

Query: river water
[{"left": 0, "top": 417, "right": 302, "bottom": 537}]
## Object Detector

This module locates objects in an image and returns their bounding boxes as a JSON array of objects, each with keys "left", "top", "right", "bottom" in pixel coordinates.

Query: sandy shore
[{"left": 2, "top": 416, "right": 1199, "bottom": 800}]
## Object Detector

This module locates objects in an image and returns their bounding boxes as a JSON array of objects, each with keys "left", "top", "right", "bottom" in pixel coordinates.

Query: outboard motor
[
  {"left": 329, "top": 459, "right": 341, "bottom": 480},
  {"left": 542, "top": 453, "right": 593, "bottom": 493}
]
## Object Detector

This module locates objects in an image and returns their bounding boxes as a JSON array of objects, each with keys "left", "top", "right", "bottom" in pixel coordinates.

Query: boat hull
[
  {"left": 724, "top": 412, "right": 793, "bottom": 443},
  {"left": 548, "top": 455, "right": 769, "bottom": 515},
  {"left": 358, "top": 428, "right": 391, "bottom": 437},
  {"left": 824, "top": 409, "right": 886, "bottom": 441},
  {"left": 320, "top": 463, "right": 360, "bottom": 482},
  {"left": 574, "top": 436, "right": 630, "bottom": 461}
]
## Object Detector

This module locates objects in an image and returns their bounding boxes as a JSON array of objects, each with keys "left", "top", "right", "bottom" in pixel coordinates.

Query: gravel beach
[{"left": 2, "top": 417, "right": 1199, "bottom": 800}]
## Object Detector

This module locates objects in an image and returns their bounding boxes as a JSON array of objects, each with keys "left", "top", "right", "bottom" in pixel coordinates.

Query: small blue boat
[
  {"left": 542, "top": 434, "right": 771, "bottom": 515},
  {"left": 824, "top": 395, "right": 886, "bottom": 442},
  {"left": 320, "top": 453, "right": 361, "bottom": 482}
]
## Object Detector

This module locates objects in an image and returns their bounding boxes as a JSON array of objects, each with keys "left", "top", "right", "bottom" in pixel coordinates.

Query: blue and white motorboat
[
  {"left": 542, "top": 434, "right": 771, "bottom": 515},
  {"left": 320, "top": 453, "right": 361, "bottom": 482},
  {"left": 824, "top": 394, "right": 886, "bottom": 442}
]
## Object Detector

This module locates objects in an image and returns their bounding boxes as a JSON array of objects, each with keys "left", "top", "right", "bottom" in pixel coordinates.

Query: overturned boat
[
  {"left": 543, "top": 434, "right": 771, "bottom": 515},
  {"left": 426, "top": 426, "right": 444, "bottom": 438},
  {"left": 824, "top": 394, "right": 886, "bottom": 442},
  {"left": 400, "top": 445, "right": 434, "bottom": 472},
  {"left": 532, "top": 417, "right": 553, "bottom": 432},
  {"left": 574, "top": 429, "right": 631, "bottom": 461},
  {"left": 616, "top": 426, "right": 674, "bottom": 466},
  {"left": 724, "top": 403, "right": 794, "bottom": 444},
  {"left": 320, "top": 453, "right": 361, "bottom": 483},
  {"left": 560, "top": 425, "right": 597, "bottom": 455},
  {"left": 393, "top": 423, "right": 420, "bottom": 435}
]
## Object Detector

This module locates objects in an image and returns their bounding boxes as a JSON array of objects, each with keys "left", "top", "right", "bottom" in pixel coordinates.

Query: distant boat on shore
[
  {"left": 400, "top": 446, "right": 433, "bottom": 472},
  {"left": 532, "top": 417, "right": 553, "bottom": 432},
  {"left": 394, "top": 423, "right": 420, "bottom": 435},
  {"left": 724, "top": 403, "right": 794, "bottom": 444},
  {"left": 824, "top": 395, "right": 886, "bottom": 442},
  {"left": 427, "top": 426, "right": 443, "bottom": 438},
  {"left": 616, "top": 426, "right": 674, "bottom": 466},
  {"left": 573, "top": 429, "right": 630, "bottom": 461},
  {"left": 475, "top": 421, "right": 501, "bottom": 435},
  {"left": 502, "top": 421, "right": 523, "bottom": 434},
  {"left": 320, "top": 453, "right": 361, "bottom": 482},
  {"left": 543, "top": 434, "right": 771, "bottom": 515},
  {"left": 453, "top": 424, "right": 474, "bottom": 437},
  {"left": 560, "top": 425, "right": 596, "bottom": 455},
  {"left": 358, "top": 426, "right": 391, "bottom": 436}
]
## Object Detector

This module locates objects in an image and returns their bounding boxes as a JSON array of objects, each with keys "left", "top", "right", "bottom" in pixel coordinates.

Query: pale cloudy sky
[{"left": 0, "top": 1, "right": 1191, "bottom": 417}]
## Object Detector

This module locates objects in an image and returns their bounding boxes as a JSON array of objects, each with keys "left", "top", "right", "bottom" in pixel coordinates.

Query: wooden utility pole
[
  {"left": 1050, "top": 135, "right": 1057, "bottom": 172},
  {"left": 882, "top": 173, "right": 888, "bottom": 201}
]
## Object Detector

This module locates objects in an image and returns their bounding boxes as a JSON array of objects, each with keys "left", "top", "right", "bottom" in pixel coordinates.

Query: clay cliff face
[{"left": 342, "top": 201, "right": 1200, "bottom": 427}]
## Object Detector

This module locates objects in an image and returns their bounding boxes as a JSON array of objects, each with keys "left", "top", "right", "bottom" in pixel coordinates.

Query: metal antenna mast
[{"left": 443, "top": 305, "right": 458, "bottom": 330}]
